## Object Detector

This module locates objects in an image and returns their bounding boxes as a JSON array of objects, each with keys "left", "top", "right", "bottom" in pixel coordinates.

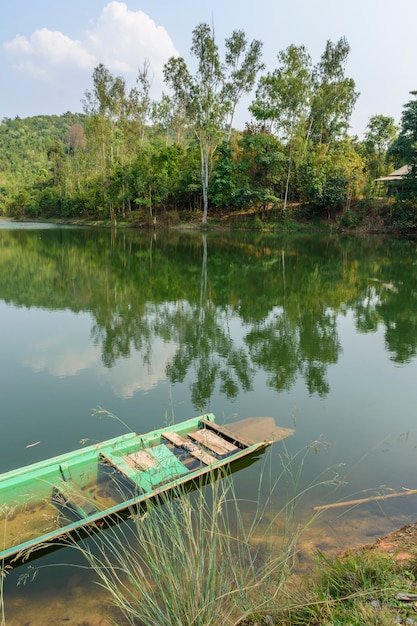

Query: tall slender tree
[
  {"left": 83, "top": 64, "right": 138, "bottom": 218},
  {"left": 364, "top": 114, "right": 397, "bottom": 180},
  {"left": 222, "top": 30, "right": 264, "bottom": 138},
  {"left": 308, "top": 37, "right": 358, "bottom": 144},
  {"left": 164, "top": 23, "right": 263, "bottom": 223},
  {"left": 250, "top": 45, "right": 312, "bottom": 209},
  {"left": 129, "top": 58, "right": 154, "bottom": 144}
]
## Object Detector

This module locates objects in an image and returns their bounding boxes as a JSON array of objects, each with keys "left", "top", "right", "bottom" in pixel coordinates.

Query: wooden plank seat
[
  {"left": 100, "top": 444, "right": 189, "bottom": 492},
  {"left": 52, "top": 480, "right": 100, "bottom": 519},
  {"left": 100, "top": 452, "right": 145, "bottom": 480},
  {"left": 188, "top": 429, "right": 238, "bottom": 455},
  {"left": 162, "top": 431, "right": 218, "bottom": 466},
  {"left": 126, "top": 450, "right": 159, "bottom": 470}
]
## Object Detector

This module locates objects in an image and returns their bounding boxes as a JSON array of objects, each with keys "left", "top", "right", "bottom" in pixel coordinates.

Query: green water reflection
[
  {"left": 1, "top": 225, "right": 417, "bottom": 621},
  {"left": 2, "top": 229, "right": 417, "bottom": 389}
]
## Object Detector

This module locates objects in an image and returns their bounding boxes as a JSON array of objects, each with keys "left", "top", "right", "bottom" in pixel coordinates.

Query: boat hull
[{"left": 0, "top": 414, "right": 276, "bottom": 567}]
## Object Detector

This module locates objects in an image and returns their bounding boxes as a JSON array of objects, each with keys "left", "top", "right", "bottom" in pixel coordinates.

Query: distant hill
[{"left": 0, "top": 112, "right": 86, "bottom": 213}]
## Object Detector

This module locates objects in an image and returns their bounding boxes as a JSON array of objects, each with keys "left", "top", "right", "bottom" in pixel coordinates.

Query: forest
[{"left": 0, "top": 24, "right": 416, "bottom": 229}]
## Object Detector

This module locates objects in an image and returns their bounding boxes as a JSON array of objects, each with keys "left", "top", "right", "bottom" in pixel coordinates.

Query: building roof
[{"left": 376, "top": 165, "right": 411, "bottom": 182}]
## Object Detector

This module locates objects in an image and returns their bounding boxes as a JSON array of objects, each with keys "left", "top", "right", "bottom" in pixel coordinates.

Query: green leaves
[
  {"left": 163, "top": 23, "right": 264, "bottom": 222},
  {"left": 388, "top": 93, "right": 417, "bottom": 198},
  {"left": 251, "top": 44, "right": 312, "bottom": 140},
  {"left": 309, "top": 37, "right": 359, "bottom": 144}
]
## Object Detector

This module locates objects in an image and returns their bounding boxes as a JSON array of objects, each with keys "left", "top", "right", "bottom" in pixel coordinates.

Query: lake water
[{"left": 1, "top": 223, "right": 417, "bottom": 624}]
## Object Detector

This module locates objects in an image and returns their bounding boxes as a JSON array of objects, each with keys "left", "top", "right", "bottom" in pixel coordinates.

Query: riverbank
[
  {"left": 285, "top": 521, "right": 417, "bottom": 625},
  {"left": 4, "top": 196, "right": 415, "bottom": 235}
]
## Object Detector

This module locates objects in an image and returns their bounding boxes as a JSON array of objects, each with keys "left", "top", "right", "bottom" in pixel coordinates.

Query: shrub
[{"left": 339, "top": 209, "right": 359, "bottom": 229}]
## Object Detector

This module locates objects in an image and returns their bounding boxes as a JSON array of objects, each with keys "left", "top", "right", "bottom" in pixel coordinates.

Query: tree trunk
[
  {"left": 200, "top": 143, "right": 209, "bottom": 223},
  {"left": 283, "top": 139, "right": 293, "bottom": 212}
]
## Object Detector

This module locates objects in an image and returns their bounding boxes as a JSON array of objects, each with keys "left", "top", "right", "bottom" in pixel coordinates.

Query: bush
[
  {"left": 339, "top": 209, "right": 359, "bottom": 229},
  {"left": 391, "top": 203, "right": 417, "bottom": 229}
]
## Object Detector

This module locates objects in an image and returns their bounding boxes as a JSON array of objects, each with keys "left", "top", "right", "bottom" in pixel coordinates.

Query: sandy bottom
[
  {"left": 0, "top": 501, "right": 61, "bottom": 554},
  {"left": 4, "top": 581, "right": 117, "bottom": 626},
  {"left": 0, "top": 481, "right": 119, "bottom": 555}
]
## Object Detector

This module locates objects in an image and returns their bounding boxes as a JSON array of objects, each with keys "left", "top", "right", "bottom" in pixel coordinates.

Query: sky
[{"left": 1, "top": 0, "right": 417, "bottom": 138}]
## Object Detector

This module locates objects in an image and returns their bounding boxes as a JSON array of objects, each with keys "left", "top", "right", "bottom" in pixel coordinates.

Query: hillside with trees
[{"left": 0, "top": 23, "right": 415, "bottom": 229}]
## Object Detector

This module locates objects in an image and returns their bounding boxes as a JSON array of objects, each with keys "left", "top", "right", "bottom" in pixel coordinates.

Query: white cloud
[
  {"left": 4, "top": 29, "right": 95, "bottom": 78},
  {"left": 103, "top": 338, "right": 178, "bottom": 398},
  {"left": 22, "top": 332, "right": 101, "bottom": 377},
  {"left": 86, "top": 2, "right": 178, "bottom": 85},
  {"left": 3, "top": 2, "right": 178, "bottom": 97},
  {"left": 14, "top": 305, "right": 177, "bottom": 396}
]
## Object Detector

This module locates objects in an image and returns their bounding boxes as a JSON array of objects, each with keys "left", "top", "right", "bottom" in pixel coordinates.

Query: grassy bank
[{"left": 281, "top": 547, "right": 417, "bottom": 625}]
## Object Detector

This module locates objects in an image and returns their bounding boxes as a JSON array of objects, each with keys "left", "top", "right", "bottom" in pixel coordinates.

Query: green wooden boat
[{"left": 0, "top": 413, "right": 293, "bottom": 568}]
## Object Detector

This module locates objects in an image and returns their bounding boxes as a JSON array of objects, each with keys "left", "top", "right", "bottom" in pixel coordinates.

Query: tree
[
  {"left": 250, "top": 45, "right": 312, "bottom": 210},
  {"left": 235, "top": 125, "right": 285, "bottom": 211},
  {"left": 300, "top": 139, "right": 365, "bottom": 216},
  {"left": 208, "top": 140, "right": 236, "bottom": 210},
  {"left": 164, "top": 24, "right": 223, "bottom": 224},
  {"left": 132, "top": 142, "right": 182, "bottom": 221},
  {"left": 66, "top": 123, "right": 87, "bottom": 154},
  {"left": 162, "top": 58, "right": 192, "bottom": 147},
  {"left": 164, "top": 24, "right": 263, "bottom": 223},
  {"left": 308, "top": 37, "right": 359, "bottom": 144},
  {"left": 222, "top": 30, "right": 264, "bottom": 138},
  {"left": 129, "top": 59, "right": 154, "bottom": 144},
  {"left": 364, "top": 114, "right": 397, "bottom": 180},
  {"left": 83, "top": 64, "right": 139, "bottom": 219},
  {"left": 389, "top": 92, "right": 417, "bottom": 197},
  {"left": 82, "top": 64, "right": 125, "bottom": 181},
  {"left": 46, "top": 140, "right": 67, "bottom": 214}
]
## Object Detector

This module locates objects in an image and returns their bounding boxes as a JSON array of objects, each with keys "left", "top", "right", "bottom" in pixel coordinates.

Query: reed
[
  {"left": 0, "top": 566, "right": 5, "bottom": 626},
  {"left": 73, "top": 442, "right": 340, "bottom": 626}
]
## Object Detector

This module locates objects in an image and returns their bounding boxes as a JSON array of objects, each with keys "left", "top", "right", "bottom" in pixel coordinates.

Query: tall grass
[
  {"left": 0, "top": 567, "right": 5, "bottom": 626},
  {"left": 74, "top": 443, "right": 341, "bottom": 626}
]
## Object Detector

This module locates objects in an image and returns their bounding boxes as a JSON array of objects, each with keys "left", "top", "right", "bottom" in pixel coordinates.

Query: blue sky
[{"left": 1, "top": 0, "right": 417, "bottom": 138}]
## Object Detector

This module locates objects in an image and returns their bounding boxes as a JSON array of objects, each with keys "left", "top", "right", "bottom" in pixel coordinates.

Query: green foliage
[
  {"left": 233, "top": 126, "right": 286, "bottom": 210},
  {"left": 391, "top": 202, "right": 417, "bottom": 229},
  {"left": 250, "top": 38, "right": 359, "bottom": 210},
  {"left": 300, "top": 140, "right": 365, "bottom": 214},
  {"left": 6, "top": 189, "right": 38, "bottom": 218},
  {"left": 339, "top": 208, "right": 359, "bottom": 228},
  {"left": 208, "top": 140, "right": 236, "bottom": 209},
  {"left": 0, "top": 112, "right": 86, "bottom": 216},
  {"left": 164, "top": 23, "right": 264, "bottom": 222},
  {"left": 309, "top": 37, "right": 359, "bottom": 144},
  {"left": 0, "top": 29, "right": 408, "bottom": 223},
  {"left": 388, "top": 92, "right": 417, "bottom": 200},
  {"left": 251, "top": 44, "right": 312, "bottom": 139},
  {"left": 363, "top": 114, "right": 398, "bottom": 180}
]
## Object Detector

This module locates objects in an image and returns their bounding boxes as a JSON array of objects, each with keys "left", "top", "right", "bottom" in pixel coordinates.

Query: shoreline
[{"left": 0, "top": 214, "right": 409, "bottom": 236}]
